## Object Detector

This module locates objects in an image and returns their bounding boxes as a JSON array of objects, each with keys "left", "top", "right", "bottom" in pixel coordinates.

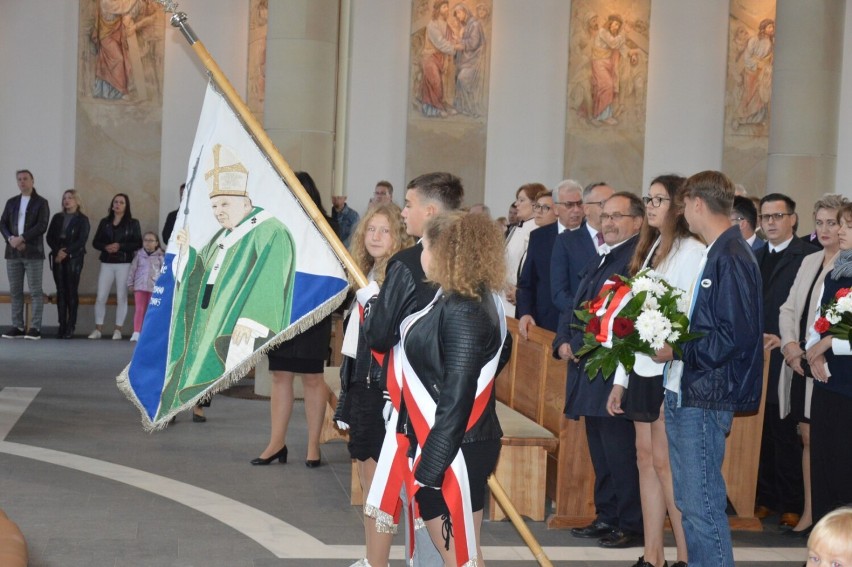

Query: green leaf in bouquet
[{"left": 601, "top": 352, "right": 618, "bottom": 380}]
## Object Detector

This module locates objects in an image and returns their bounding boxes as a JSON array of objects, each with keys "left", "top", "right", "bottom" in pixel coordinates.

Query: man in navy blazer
[
  {"left": 550, "top": 182, "right": 613, "bottom": 314},
  {"left": 553, "top": 192, "right": 644, "bottom": 548},
  {"left": 516, "top": 192, "right": 560, "bottom": 335},
  {"left": 731, "top": 196, "right": 765, "bottom": 252}
]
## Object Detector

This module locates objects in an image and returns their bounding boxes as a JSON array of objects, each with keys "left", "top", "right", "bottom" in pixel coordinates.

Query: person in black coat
[
  {"left": 46, "top": 190, "right": 90, "bottom": 338},
  {"left": 89, "top": 193, "right": 142, "bottom": 340},
  {"left": 754, "top": 193, "right": 818, "bottom": 527},
  {"left": 516, "top": 191, "right": 559, "bottom": 336},
  {"left": 554, "top": 192, "right": 645, "bottom": 549}
]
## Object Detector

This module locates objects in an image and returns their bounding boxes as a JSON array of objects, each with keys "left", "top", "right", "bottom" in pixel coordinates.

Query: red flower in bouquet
[
  {"left": 836, "top": 287, "right": 851, "bottom": 300},
  {"left": 814, "top": 316, "right": 831, "bottom": 334},
  {"left": 612, "top": 317, "right": 634, "bottom": 338},
  {"left": 586, "top": 316, "right": 602, "bottom": 335}
]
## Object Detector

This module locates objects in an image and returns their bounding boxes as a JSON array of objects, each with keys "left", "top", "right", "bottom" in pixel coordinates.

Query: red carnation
[
  {"left": 610, "top": 278, "right": 627, "bottom": 291},
  {"left": 612, "top": 317, "right": 635, "bottom": 338},
  {"left": 836, "top": 287, "right": 851, "bottom": 300},
  {"left": 586, "top": 317, "right": 602, "bottom": 335},
  {"left": 814, "top": 317, "right": 831, "bottom": 334}
]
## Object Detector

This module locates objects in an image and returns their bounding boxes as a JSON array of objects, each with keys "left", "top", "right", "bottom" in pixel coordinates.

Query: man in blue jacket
[{"left": 655, "top": 170, "right": 763, "bottom": 567}]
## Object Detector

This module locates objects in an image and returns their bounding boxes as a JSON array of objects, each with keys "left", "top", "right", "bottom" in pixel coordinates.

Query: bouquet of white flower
[{"left": 574, "top": 268, "right": 701, "bottom": 381}]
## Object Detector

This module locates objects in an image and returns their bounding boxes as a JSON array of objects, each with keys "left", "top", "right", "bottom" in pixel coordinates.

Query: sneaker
[
  {"left": 2, "top": 327, "right": 25, "bottom": 339},
  {"left": 112, "top": 330, "right": 123, "bottom": 340},
  {"left": 24, "top": 329, "right": 41, "bottom": 340},
  {"left": 130, "top": 332, "right": 140, "bottom": 342},
  {"left": 88, "top": 329, "right": 102, "bottom": 340},
  {"left": 348, "top": 560, "right": 371, "bottom": 567}
]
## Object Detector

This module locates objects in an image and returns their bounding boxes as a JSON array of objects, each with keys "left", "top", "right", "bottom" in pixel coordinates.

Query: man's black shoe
[
  {"left": 24, "top": 329, "right": 41, "bottom": 340},
  {"left": 598, "top": 528, "right": 643, "bottom": 548},
  {"left": 2, "top": 327, "right": 25, "bottom": 339},
  {"left": 571, "top": 520, "right": 613, "bottom": 539}
]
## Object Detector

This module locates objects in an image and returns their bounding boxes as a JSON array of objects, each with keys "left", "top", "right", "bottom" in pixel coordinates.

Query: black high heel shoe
[
  {"left": 251, "top": 445, "right": 288, "bottom": 465},
  {"left": 305, "top": 458, "right": 322, "bottom": 468}
]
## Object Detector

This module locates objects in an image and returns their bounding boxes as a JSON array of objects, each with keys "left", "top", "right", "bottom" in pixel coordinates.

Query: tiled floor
[{"left": 1, "top": 338, "right": 808, "bottom": 566}]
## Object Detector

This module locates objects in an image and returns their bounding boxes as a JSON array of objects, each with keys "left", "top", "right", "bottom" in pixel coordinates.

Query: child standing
[{"left": 127, "top": 232, "right": 164, "bottom": 342}]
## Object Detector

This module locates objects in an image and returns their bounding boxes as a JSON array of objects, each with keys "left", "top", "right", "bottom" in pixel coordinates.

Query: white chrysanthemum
[
  {"left": 632, "top": 277, "right": 667, "bottom": 298},
  {"left": 837, "top": 295, "right": 852, "bottom": 314},
  {"left": 676, "top": 295, "right": 690, "bottom": 314},
  {"left": 828, "top": 311, "right": 842, "bottom": 325},
  {"left": 667, "top": 330, "right": 681, "bottom": 343},
  {"left": 643, "top": 295, "right": 659, "bottom": 311},
  {"left": 635, "top": 309, "right": 672, "bottom": 350}
]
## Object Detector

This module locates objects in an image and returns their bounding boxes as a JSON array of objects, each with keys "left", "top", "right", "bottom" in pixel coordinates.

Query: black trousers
[
  {"left": 810, "top": 387, "right": 852, "bottom": 523},
  {"left": 756, "top": 402, "right": 804, "bottom": 513},
  {"left": 52, "top": 257, "right": 84, "bottom": 332},
  {"left": 585, "top": 415, "right": 643, "bottom": 533}
]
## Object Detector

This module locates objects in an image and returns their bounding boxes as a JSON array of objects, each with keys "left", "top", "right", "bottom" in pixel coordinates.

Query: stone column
[
  {"left": 767, "top": 0, "right": 845, "bottom": 231},
  {"left": 264, "top": 0, "right": 341, "bottom": 200}
]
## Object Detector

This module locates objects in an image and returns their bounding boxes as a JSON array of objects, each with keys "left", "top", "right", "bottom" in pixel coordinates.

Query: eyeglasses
[
  {"left": 555, "top": 200, "right": 583, "bottom": 209},
  {"left": 758, "top": 212, "right": 795, "bottom": 223},
  {"left": 600, "top": 212, "right": 638, "bottom": 222},
  {"left": 642, "top": 196, "right": 671, "bottom": 208},
  {"left": 584, "top": 200, "right": 605, "bottom": 207},
  {"left": 533, "top": 203, "right": 552, "bottom": 213}
]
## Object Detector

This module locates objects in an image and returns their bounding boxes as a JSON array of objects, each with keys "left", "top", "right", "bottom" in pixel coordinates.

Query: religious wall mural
[
  {"left": 722, "top": 0, "right": 776, "bottom": 195},
  {"left": 564, "top": 0, "right": 650, "bottom": 193},
  {"left": 247, "top": 0, "right": 269, "bottom": 125},
  {"left": 406, "top": 0, "right": 493, "bottom": 204},
  {"left": 76, "top": 0, "right": 166, "bottom": 293}
]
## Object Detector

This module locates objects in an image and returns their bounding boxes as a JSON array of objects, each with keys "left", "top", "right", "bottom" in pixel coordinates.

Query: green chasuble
[{"left": 158, "top": 207, "right": 295, "bottom": 418}]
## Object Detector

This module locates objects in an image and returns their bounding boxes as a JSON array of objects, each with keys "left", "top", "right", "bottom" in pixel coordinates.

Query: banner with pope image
[{"left": 117, "top": 83, "right": 349, "bottom": 430}]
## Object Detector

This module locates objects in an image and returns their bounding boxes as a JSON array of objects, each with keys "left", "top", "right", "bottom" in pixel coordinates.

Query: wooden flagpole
[{"left": 156, "top": 4, "right": 551, "bottom": 565}]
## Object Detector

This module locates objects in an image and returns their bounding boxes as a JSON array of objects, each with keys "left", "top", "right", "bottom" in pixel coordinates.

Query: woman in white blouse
[
  {"left": 501, "top": 182, "right": 546, "bottom": 317},
  {"left": 607, "top": 175, "right": 705, "bottom": 567}
]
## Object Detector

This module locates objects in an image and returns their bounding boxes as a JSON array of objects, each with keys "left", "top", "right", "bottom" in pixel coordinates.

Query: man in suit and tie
[
  {"left": 553, "top": 191, "right": 645, "bottom": 548},
  {"left": 550, "top": 182, "right": 614, "bottom": 314},
  {"left": 517, "top": 191, "right": 560, "bottom": 337},
  {"left": 754, "top": 193, "right": 818, "bottom": 528},
  {"left": 731, "top": 195, "right": 765, "bottom": 252}
]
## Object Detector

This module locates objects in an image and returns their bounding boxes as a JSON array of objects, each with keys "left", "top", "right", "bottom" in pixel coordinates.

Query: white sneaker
[
  {"left": 112, "top": 330, "right": 123, "bottom": 340},
  {"left": 348, "top": 560, "right": 372, "bottom": 567},
  {"left": 130, "top": 332, "right": 140, "bottom": 342},
  {"left": 88, "top": 330, "right": 102, "bottom": 340}
]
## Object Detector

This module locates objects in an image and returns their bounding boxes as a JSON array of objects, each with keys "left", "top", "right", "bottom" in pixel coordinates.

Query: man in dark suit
[
  {"left": 754, "top": 193, "right": 818, "bottom": 528},
  {"left": 550, "top": 182, "right": 614, "bottom": 314},
  {"left": 517, "top": 192, "right": 559, "bottom": 336},
  {"left": 162, "top": 183, "right": 185, "bottom": 245},
  {"left": 731, "top": 195, "right": 765, "bottom": 252},
  {"left": 553, "top": 192, "right": 644, "bottom": 548}
]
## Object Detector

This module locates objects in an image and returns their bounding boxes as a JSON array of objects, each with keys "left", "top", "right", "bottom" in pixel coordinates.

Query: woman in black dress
[{"left": 252, "top": 171, "right": 339, "bottom": 467}]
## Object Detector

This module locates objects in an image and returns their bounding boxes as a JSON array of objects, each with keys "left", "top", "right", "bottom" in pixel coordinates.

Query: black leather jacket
[
  {"left": 47, "top": 212, "right": 90, "bottom": 261},
  {"left": 403, "top": 291, "right": 512, "bottom": 488},
  {"left": 93, "top": 216, "right": 142, "bottom": 263},
  {"left": 333, "top": 306, "right": 386, "bottom": 425}
]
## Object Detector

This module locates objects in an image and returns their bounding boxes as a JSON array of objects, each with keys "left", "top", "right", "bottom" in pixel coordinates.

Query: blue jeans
[{"left": 664, "top": 390, "right": 734, "bottom": 567}]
